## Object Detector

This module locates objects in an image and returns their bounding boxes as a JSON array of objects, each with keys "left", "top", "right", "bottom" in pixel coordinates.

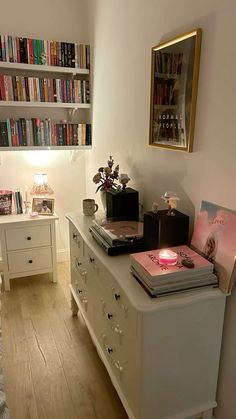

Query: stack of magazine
[
  {"left": 130, "top": 245, "right": 218, "bottom": 297},
  {"left": 89, "top": 218, "right": 144, "bottom": 255}
]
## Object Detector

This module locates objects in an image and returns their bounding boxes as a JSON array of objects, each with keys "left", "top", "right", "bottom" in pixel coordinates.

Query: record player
[{"left": 89, "top": 218, "right": 144, "bottom": 256}]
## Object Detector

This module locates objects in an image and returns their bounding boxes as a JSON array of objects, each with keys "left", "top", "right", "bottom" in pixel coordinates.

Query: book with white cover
[
  {"left": 131, "top": 265, "right": 218, "bottom": 297},
  {"left": 92, "top": 218, "right": 143, "bottom": 246}
]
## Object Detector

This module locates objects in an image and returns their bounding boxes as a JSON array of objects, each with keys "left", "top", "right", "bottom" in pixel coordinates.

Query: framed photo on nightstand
[{"left": 32, "top": 198, "right": 55, "bottom": 215}]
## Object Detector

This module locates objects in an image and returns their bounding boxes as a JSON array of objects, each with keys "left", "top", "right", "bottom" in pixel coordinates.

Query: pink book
[
  {"left": 191, "top": 200, "right": 236, "bottom": 293},
  {"left": 130, "top": 245, "right": 213, "bottom": 281}
]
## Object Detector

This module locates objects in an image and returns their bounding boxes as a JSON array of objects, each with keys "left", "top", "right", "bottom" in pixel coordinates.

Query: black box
[
  {"left": 143, "top": 210, "right": 189, "bottom": 250},
  {"left": 106, "top": 188, "right": 139, "bottom": 220}
]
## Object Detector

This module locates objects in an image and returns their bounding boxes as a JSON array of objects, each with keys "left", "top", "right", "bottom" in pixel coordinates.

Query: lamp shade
[{"left": 30, "top": 173, "right": 54, "bottom": 195}]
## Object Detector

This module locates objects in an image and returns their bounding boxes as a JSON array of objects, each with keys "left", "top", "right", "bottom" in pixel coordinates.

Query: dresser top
[
  {"left": 66, "top": 212, "right": 225, "bottom": 313},
  {"left": 0, "top": 213, "right": 58, "bottom": 226}
]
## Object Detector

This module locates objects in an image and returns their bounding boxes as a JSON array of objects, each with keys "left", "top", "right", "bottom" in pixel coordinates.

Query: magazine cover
[
  {"left": 130, "top": 245, "right": 213, "bottom": 281},
  {"left": 191, "top": 200, "right": 236, "bottom": 293}
]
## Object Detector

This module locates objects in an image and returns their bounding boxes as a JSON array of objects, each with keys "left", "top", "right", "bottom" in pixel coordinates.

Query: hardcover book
[
  {"left": 130, "top": 245, "right": 213, "bottom": 283},
  {"left": 131, "top": 265, "right": 218, "bottom": 297},
  {"left": 191, "top": 200, "right": 236, "bottom": 293}
]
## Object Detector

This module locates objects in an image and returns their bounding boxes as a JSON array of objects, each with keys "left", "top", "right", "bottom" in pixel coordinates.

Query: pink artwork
[{"left": 191, "top": 201, "right": 236, "bottom": 293}]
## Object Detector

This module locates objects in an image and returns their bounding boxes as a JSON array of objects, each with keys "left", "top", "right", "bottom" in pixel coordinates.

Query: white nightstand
[{"left": 0, "top": 213, "right": 58, "bottom": 291}]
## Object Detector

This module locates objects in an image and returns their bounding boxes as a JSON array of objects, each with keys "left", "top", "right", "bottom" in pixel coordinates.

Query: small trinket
[{"left": 182, "top": 259, "right": 194, "bottom": 268}]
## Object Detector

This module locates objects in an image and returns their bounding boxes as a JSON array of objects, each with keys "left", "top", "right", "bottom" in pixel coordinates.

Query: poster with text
[{"left": 191, "top": 201, "right": 236, "bottom": 293}]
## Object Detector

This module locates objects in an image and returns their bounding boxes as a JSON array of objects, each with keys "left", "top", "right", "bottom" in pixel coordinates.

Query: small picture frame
[{"left": 32, "top": 198, "right": 55, "bottom": 215}]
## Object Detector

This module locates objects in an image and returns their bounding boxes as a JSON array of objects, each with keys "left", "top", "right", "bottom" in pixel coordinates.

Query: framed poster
[
  {"left": 149, "top": 28, "right": 202, "bottom": 152},
  {"left": 191, "top": 201, "right": 236, "bottom": 293}
]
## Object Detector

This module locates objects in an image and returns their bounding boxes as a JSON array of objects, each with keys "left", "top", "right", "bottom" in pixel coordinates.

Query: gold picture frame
[{"left": 149, "top": 28, "right": 202, "bottom": 152}]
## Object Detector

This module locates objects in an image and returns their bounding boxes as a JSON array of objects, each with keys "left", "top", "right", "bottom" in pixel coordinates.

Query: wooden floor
[{"left": 1, "top": 262, "right": 128, "bottom": 419}]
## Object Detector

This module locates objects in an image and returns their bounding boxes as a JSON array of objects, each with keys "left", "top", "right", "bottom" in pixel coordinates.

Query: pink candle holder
[
  {"left": 29, "top": 211, "right": 39, "bottom": 218},
  {"left": 159, "top": 249, "right": 178, "bottom": 265}
]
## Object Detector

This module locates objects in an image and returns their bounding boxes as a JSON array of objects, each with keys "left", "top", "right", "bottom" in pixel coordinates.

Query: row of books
[
  {"left": 154, "top": 80, "right": 178, "bottom": 106},
  {"left": 0, "top": 119, "right": 92, "bottom": 147},
  {"left": 0, "top": 75, "right": 90, "bottom": 104},
  {"left": 0, "top": 35, "right": 90, "bottom": 69},
  {"left": 130, "top": 245, "right": 218, "bottom": 297},
  {"left": 155, "top": 51, "right": 183, "bottom": 76}
]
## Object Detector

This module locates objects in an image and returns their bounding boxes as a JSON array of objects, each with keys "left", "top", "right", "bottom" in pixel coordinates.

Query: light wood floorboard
[{"left": 2, "top": 262, "right": 128, "bottom": 419}]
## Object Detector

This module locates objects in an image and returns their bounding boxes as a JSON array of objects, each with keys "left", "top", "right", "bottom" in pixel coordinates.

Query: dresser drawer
[
  {"left": 69, "top": 224, "right": 84, "bottom": 262},
  {"left": 7, "top": 248, "right": 52, "bottom": 273},
  {"left": 6, "top": 225, "right": 51, "bottom": 251}
]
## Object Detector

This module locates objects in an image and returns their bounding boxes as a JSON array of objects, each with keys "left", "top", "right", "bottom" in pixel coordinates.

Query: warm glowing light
[
  {"left": 159, "top": 249, "right": 178, "bottom": 265},
  {"left": 25, "top": 151, "right": 54, "bottom": 167},
  {"left": 30, "top": 173, "right": 54, "bottom": 195}
]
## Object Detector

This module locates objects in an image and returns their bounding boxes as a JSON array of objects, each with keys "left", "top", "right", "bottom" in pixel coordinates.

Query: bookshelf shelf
[
  {"left": 0, "top": 101, "right": 91, "bottom": 109},
  {"left": 0, "top": 34, "right": 92, "bottom": 149},
  {"left": 154, "top": 104, "right": 177, "bottom": 110},
  {"left": 154, "top": 72, "right": 179, "bottom": 79},
  {"left": 0, "top": 61, "right": 89, "bottom": 75},
  {"left": 0, "top": 145, "right": 92, "bottom": 151}
]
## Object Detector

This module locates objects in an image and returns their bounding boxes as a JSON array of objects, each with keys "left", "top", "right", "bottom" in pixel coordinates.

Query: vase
[{"left": 100, "top": 189, "right": 107, "bottom": 214}]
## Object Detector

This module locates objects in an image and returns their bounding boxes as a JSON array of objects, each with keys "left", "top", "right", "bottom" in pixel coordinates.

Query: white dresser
[
  {"left": 66, "top": 212, "right": 226, "bottom": 419},
  {"left": 0, "top": 213, "right": 58, "bottom": 291}
]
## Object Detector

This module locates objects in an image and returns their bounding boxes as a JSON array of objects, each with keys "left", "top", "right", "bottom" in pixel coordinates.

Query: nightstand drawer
[
  {"left": 7, "top": 248, "right": 52, "bottom": 273},
  {"left": 6, "top": 225, "right": 51, "bottom": 251}
]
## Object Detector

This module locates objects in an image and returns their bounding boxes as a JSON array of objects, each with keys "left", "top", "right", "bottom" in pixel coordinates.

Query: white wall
[
  {"left": 85, "top": 1, "right": 236, "bottom": 418},
  {"left": 0, "top": 0, "right": 91, "bottom": 258},
  {"left": 1, "top": 0, "right": 236, "bottom": 417}
]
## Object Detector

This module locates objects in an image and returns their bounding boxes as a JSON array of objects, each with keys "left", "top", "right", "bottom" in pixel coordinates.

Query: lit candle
[{"left": 159, "top": 249, "right": 178, "bottom": 265}]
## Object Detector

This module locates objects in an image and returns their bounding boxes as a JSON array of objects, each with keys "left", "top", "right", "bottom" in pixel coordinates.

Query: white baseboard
[{"left": 0, "top": 248, "right": 69, "bottom": 271}]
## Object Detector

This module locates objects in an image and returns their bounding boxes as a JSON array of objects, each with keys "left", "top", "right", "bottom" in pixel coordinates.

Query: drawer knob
[
  {"left": 114, "top": 361, "right": 123, "bottom": 373},
  {"left": 77, "top": 261, "right": 82, "bottom": 266},
  {"left": 107, "top": 347, "right": 113, "bottom": 354},
  {"left": 27, "top": 236, "right": 32, "bottom": 240},
  {"left": 28, "top": 259, "right": 33, "bottom": 264},
  {"left": 114, "top": 293, "right": 120, "bottom": 301},
  {"left": 89, "top": 256, "right": 95, "bottom": 263},
  {"left": 78, "top": 289, "right": 83, "bottom": 294},
  {"left": 107, "top": 313, "right": 113, "bottom": 320}
]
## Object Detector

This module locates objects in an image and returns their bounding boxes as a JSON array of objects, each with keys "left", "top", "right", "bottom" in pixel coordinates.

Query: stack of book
[{"left": 130, "top": 245, "right": 218, "bottom": 297}]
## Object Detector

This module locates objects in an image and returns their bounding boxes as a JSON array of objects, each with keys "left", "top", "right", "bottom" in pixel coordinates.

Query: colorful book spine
[
  {"left": 0, "top": 35, "right": 90, "bottom": 69},
  {"left": 0, "top": 118, "right": 92, "bottom": 148}
]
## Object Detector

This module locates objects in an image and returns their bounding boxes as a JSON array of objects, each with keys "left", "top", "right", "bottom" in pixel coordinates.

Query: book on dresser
[{"left": 130, "top": 245, "right": 218, "bottom": 297}]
